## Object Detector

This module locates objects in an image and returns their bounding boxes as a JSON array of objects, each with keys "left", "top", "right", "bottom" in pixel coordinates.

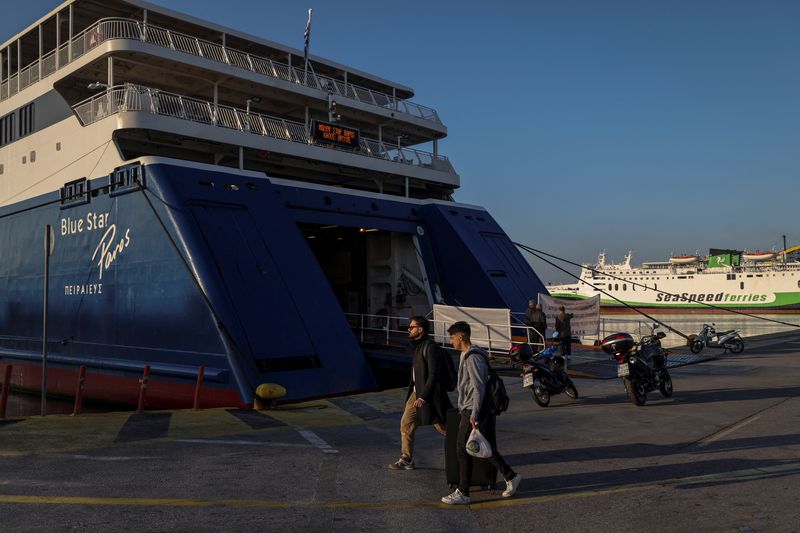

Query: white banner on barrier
[
  {"left": 432, "top": 304, "right": 512, "bottom": 352},
  {"left": 538, "top": 294, "right": 600, "bottom": 340}
]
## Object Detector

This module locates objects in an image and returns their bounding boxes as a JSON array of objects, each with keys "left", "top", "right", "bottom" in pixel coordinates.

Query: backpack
[
  {"left": 465, "top": 348, "right": 510, "bottom": 416},
  {"left": 429, "top": 342, "right": 457, "bottom": 392}
]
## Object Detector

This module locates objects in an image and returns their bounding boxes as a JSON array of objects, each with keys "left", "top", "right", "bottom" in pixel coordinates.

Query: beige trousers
[{"left": 400, "top": 390, "right": 447, "bottom": 459}]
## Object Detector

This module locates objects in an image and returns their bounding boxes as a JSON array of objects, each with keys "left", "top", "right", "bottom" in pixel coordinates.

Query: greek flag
[{"left": 303, "top": 8, "right": 313, "bottom": 68}]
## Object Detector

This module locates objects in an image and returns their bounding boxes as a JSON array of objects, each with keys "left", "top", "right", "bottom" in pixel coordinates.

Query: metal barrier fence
[
  {"left": 345, "top": 312, "right": 546, "bottom": 359},
  {"left": 1, "top": 17, "right": 441, "bottom": 125},
  {"left": 72, "top": 84, "right": 456, "bottom": 174}
]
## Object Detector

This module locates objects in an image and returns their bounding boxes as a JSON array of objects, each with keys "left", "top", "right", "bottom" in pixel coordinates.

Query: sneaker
[
  {"left": 502, "top": 473, "right": 523, "bottom": 497},
  {"left": 387, "top": 457, "right": 415, "bottom": 470},
  {"left": 441, "top": 489, "right": 470, "bottom": 505}
]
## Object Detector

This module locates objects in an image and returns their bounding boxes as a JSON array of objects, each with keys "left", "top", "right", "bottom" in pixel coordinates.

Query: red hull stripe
[{"left": 1, "top": 362, "right": 246, "bottom": 409}]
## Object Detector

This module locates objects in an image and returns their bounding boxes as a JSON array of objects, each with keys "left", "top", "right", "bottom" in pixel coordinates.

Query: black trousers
[
  {"left": 560, "top": 337, "right": 572, "bottom": 356},
  {"left": 456, "top": 412, "right": 514, "bottom": 495}
]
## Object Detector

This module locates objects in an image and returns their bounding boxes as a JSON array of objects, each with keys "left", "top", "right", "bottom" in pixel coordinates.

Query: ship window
[
  {"left": 623, "top": 284, "right": 627, "bottom": 291},
  {"left": 0, "top": 112, "right": 14, "bottom": 146},
  {"left": 615, "top": 284, "right": 619, "bottom": 291},
  {"left": 741, "top": 282, "right": 744, "bottom": 290},
  {"left": 30, "top": 151, "right": 36, "bottom": 163},
  {"left": 56, "top": 142, "right": 61, "bottom": 151},
  {"left": 18, "top": 103, "right": 34, "bottom": 138},
  {"left": 797, "top": 280, "right": 800, "bottom": 288},
  {"left": 0, "top": 164, "right": 3, "bottom": 174}
]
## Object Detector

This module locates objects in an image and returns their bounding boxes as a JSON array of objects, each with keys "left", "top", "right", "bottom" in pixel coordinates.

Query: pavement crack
[{"left": 686, "top": 396, "right": 794, "bottom": 450}]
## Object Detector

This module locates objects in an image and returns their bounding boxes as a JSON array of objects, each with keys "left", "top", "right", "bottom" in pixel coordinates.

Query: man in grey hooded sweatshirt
[{"left": 440, "top": 321, "right": 522, "bottom": 505}]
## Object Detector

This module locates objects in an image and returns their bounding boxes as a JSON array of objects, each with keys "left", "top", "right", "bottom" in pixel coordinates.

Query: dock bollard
[
  {"left": 193, "top": 366, "right": 204, "bottom": 410},
  {"left": 254, "top": 383, "right": 287, "bottom": 410},
  {"left": 136, "top": 365, "right": 150, "bottom": 414},
  {"left": 72, "top": 365, "right": 86, "bottom": 416},
  {"left": 0, "top": 364, "right": 11, "bottom": 419}
]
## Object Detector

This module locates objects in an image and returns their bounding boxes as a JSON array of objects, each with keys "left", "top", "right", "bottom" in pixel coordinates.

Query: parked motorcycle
[
  {"left": 520, "top": 342, "right": 578, "bottom": 407},
  {"left": 690, "top": 323, "right": 744, "bottom": 354},
  {"left": 601, "top": 326, "right": 673, "bottom": 406}
]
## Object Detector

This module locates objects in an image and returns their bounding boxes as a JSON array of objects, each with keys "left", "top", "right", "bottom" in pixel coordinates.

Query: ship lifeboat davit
[
  {"left": 669, "top": 255, "right": 698, "bottom": 264},
  {"left": 742, "top": 251, "right": 775, "bottom": 261}
]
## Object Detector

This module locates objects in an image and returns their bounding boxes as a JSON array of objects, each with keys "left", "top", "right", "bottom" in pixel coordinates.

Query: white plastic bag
[{"left": 466, "top": 428, "right": 492, "bottom": 458}]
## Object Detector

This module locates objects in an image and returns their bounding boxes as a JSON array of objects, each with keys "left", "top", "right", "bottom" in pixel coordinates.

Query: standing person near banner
[
  {"left": 388, "top": 316, "right": 452, "bottom": 470},
  {"left": 440, "top": 321, "right": 522, "bottom": 505},
  {"left": 525, "top": 300, "right": 547, "bottom": 344},
  {"left": 555, "top": 305, "right": 574, "bottom": 356},
  {"left": 524, "top": 300, "right": 537, "bottom": 330}
]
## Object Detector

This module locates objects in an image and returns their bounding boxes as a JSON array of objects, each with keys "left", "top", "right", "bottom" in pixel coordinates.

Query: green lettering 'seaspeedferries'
[{"left": 655, "top": 292, "right": 769, "bottom": 304}]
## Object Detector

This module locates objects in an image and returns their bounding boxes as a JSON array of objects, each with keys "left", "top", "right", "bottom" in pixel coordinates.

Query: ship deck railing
[
  {"left": 346, "top": 312, "right": 546, "bottom": 361},
  {"left": 0, "top": 17, "right": 442, "bottom": 126},
  {"left": 72, "top": 84, "right": 455, "bottom": 174}
]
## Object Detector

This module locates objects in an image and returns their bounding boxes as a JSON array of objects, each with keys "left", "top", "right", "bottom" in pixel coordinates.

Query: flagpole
[{"left": 303, "top": 8, "right": 313, "bottom": 84}]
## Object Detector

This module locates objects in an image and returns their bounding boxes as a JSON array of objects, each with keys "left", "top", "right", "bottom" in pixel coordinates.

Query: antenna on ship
[{"left": 783, "top": 234, "right": 787, "bottom": 265}]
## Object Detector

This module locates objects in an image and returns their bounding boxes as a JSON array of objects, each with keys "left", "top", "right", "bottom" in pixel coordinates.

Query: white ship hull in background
[{"left": 547, "top": 248, "right": 800, "bottom": 313}]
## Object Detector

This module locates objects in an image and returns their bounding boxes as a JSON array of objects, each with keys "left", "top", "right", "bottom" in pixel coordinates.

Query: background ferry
[
  {"left": 0, "top": 0, "right": 545, "bottom": 408},
  {"left": 547, "top": 248, "right": 800, "bottom": 313}
]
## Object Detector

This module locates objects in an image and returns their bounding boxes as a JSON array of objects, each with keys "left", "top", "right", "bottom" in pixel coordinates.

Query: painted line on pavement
[
  {"left": 175, "top": 439, "right": 314, "bottom": 448},
  {"left": 297, "top": 429, "right": 338, "bottom": 454},
  {"left": 1, "top": 461, "right": 797, "bottom": 510}
]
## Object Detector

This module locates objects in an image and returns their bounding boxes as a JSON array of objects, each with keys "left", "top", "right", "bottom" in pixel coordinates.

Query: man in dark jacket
[
  {"left": 388, "top": 315, "right": 453, "bottom": 470},
  {"left": 555, "top": 305, "right": 574, "bottom": 356},
  {"left": 524, "top": 300, "right": 547, "bottom": 345}
]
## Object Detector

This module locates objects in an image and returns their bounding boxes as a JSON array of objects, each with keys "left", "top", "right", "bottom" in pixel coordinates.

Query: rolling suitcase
[{"left": 445, "top": 408, "right": 498, "bottom": 490}]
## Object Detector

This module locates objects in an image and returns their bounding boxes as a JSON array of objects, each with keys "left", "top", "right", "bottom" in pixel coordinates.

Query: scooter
[
  {"left": 520, "top": 337, "right": 579, "bottom": 407},
  {"left": 601, "top": 327, "right": 673, "bottom": 406},
  {"left": 690, "top": 323, "right": 744, "bottom": 354}
]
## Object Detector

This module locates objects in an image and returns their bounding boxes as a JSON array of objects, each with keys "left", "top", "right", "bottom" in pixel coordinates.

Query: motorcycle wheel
[
  {"left": 728, "top": 338, "right": 744, "bottom": 354},
  {"left": 565, "top": 378, "right": 579, "bottom": 400},
  {"left": 690, "top": 340, "right": 704, "bottom": 354},
  {"left": 530, "top": 378, "right": 551, "bottom": 407},
  {"left": 624, "top": 377, "right": 647, "bottom": 406},
  {"left": 659, "top": 370, "right": 673, "bottom": 398}
]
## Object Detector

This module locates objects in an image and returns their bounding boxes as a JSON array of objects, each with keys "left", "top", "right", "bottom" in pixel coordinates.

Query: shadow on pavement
[
  {"left": 506, "top": 433, "right": 800, "bottom": 466},
  {"left": 509, "top": 457, "right": 800, "bottom": 498}
]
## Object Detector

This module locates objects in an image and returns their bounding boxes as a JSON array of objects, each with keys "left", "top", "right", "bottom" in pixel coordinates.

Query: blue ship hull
[{"left": 0, "top": 161, "right": 545, "bottom": 407}]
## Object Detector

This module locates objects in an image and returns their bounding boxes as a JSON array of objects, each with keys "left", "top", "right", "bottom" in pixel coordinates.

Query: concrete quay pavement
[{"left": 1, "top": 331, "right": 799, "bottom": 532}]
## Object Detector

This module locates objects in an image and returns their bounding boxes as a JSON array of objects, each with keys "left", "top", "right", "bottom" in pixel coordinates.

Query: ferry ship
[
  {"left": 547, "top": 248, "right": 800, "bottom": 313},
  {"left": 0, "top": 1, "right": 545, "bottom": 408}
]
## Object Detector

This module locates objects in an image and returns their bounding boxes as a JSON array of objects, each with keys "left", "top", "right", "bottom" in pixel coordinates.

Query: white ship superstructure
[
  {"left": 548, "top": 249, "right": 800, "bottom": 312},
  {"left": 1, "top": 0, "right": 458, "bottom": 208}
]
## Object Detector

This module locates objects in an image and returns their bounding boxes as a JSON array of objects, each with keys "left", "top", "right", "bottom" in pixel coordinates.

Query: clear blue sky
[{"left": 4, "top": 1, "right": 799, "bottom": 283}]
